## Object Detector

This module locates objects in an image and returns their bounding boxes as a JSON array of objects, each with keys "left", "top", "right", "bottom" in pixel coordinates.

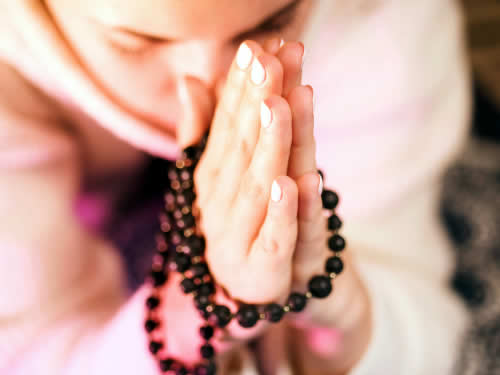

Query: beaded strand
[{"left": 144, "top": 134, "right": 346, "bottom": 374}]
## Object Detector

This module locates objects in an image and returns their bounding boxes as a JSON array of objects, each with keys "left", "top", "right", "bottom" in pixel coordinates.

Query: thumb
[{"left": 176, "top": 76, "right": 215, "bottom": 149}]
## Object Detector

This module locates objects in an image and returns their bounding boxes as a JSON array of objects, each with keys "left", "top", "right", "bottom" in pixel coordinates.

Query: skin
[{"left": 44, "top": 0, "right": 372, "bottom": 373}]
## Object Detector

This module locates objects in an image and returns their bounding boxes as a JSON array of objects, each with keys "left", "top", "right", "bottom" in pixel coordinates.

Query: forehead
[{"left": 87, "top": 0, "right": 290, "bottom": 38}]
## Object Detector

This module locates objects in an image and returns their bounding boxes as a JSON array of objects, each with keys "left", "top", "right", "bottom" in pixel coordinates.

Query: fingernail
[
  {"left": 251, "top": 57, "right": 266, "bottom": 85},
  {"left": 307, "top": 85, "right": 315, "bottom": 109},
  {"left": 261, "top": 101, "right": 272, "bottom": 129},
  {"left": 279, "top": 38, "right": 285, "bottom": 48},
  {"left": 271, "top": 180, "right": 282, "bottom": 202},
  {"left": 299, "top": 42, "right": 306, "bottom": 69},
  {"left": 236, "top": 43, "right": 253, "bottom": 70},
  {"left": 318, "top": 173, "right": 323, "bottom": 196}
]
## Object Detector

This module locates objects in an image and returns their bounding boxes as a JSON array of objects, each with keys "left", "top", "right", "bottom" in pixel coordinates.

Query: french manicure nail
[
  {"left": 236, "top": 43, "right": 253, "bottom": 70},
  {"left": 271, "top": 180, "right": 282, "bottom": 202},
  {"left": 279, "top": 38, "right": 285, "bottom": 48},
  {"left": 318, "top": 173, "right": 323, "bottom": 195},
  {"left": 307, "top": 85, "right": 315, "bottom": 108},
  {"left": 251, "top": 58, "right": 266, "bottom": 85},
  {"left": 261, "top": 101, "right": 272, "bottom": 129}
]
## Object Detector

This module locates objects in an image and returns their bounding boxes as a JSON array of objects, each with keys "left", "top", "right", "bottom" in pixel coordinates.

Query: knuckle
[
  {"left": 259, "top": 236, "right": 281, "bottom": 255},
  {"left": 238, "top": 137, "right": 251, "bottom": 157},
  {"left": 240, "top": 173, "right": 266, "bottom": 202}
]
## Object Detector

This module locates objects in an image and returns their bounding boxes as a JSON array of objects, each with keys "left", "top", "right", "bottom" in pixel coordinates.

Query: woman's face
[{"left": 45, "top": 0, "right": 313, "bottom": 134}]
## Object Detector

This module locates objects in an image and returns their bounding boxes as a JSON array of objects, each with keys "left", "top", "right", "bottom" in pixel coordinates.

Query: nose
[{"left": 168, "top": 40, "right": 236, "bottom": 91}]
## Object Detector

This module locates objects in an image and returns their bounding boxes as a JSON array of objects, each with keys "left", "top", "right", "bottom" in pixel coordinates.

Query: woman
[{"left": 0, "top": 0, "right": 471, "bottom": 374}]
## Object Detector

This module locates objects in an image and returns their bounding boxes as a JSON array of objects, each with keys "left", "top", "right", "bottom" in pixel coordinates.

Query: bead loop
[{"left": 145, "top": 136, "right": 347, "bottom": 375}]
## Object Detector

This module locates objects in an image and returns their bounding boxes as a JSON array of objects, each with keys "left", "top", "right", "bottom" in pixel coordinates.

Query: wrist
[
  {"left": 287, "top": 283, "right": 372, "bottom": 375},
  {"left": 286, "top": 258, "right": 373, "bottom": 374}
]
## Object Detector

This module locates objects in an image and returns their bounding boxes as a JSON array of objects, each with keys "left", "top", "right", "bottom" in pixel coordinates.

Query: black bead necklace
[{"left": 144, "top": 133, "right": 346, "bottom": 375}]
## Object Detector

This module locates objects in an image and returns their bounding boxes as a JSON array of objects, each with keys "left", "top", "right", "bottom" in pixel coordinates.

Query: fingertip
[
  {"left": 176, "top": 76, "right": 215, "bottom": 147},
  {"left": 262, "top": 95, "right": 292, "bottom": 128},
  {"left": 263, "top": 36, "right": 282, "bottom": 55},
  {"left": 272, "top": 176, "right": 298, "bottom": 209}
]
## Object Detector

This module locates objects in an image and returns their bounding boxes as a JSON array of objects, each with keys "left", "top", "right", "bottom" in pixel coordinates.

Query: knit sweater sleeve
[{"left": 345, "top": 184, "right": 470, "bottom": 375}]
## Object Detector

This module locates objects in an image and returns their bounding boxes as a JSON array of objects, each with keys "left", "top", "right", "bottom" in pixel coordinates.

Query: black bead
[
  {"left": 308, "top": 275, "right": 333, "bottom": 299},
  {"left": 159, "top": 358, "right": 176, "bottom": 372},
  {"left": 328, "top": 214, "right": 342, "bottom": 231},
  {"left": 236, "top": 305, "right": 260, "bottom": 328},
  {"left": 199, "top": 325, "right": 214, "bottom": 340},
  {"left": 183, "top": 146, "right": 198, "bottom": 160},
  {"left": 186, "top": 236, "right": 206, "bottom": 256},
  {"left": 149, "top": 340, "right": 163, "bottom": 355},
  {"left": 194, "top": 362, "right": 216, "bottom": 375},
  {"left": 198, "top": 282, "right": 215, "bottom": 296},
  {"left": 183, "top": 190, "right": 196, "bottom": 205},
  {"left": 321, "top": 190, "right": 339, "bottom": 210},
  {"left": 151, "top": 270, "right": 167, "bottom": 287},
  {"left": 174, "top": 253, "right": 192, "bottom": 272},
  {"left": 326, "top": 256, "right": 344, "bottom": 274},
  {"left": 200, "top": 343, "right": 215, "bottom": 359},
  {"left": 328, "top": 234, "right": 346, "bottom": 252},
  {"left": 211, "top": 305, "right": 232, "bottom": 328},
  {"left": 265, "top": 303, "right": 284, "bottom": 323},
  {"left": 181, "top": 278, "right": 197, "bottom": 294},
  {"left": 145, "top": 319, "right": 159, "bottom": 333},
  {"left": 287, "top": 293, "right": 307, "bottom": 312},
  {"left": 181, "top": 213, "right": 195, "bottom": 229},
  {"left": 146, "top": 296, "right": 160, "bottom": 310},
  {"left": 191, "top": 263, "right": 210, "bottom": 278},
  {"left": 194, "top": 294, "right": 211, "bottom": 310}
]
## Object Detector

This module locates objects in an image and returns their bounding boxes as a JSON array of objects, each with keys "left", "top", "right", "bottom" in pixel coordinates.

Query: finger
[
  {"left": 248, "top": 176, "right": 298, "bottom": 303},
  {"left": 231, "top": 95, "right": 292, "bottom": 244},
  {"left": 293, "top": 172, "right": 329, "bottom": 285},
  {"left": 287, "top": 85, "right": 316, "bottom": 179},
  {"left": 214, "top": 51, "right": 284, "bottom": 205},
  {"left": 263, "top": 36, "right": 284, "bottom": 55},
  {"left": 176, "top": 76, "right": 215, "bottom": 148},
  {"left": 198, "top": 41, "right": 263, "bottom": 180},
  {"left": 196, "top": 41, "right": 263, "bottom": 204},
  {"left": 276, "top": 41, "right": 304, "bottom": 97}
]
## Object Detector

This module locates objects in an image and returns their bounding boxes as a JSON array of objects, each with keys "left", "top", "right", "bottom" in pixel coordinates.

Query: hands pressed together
[{"left": 173, "top": 37, "right": 372, "bottom": 373}]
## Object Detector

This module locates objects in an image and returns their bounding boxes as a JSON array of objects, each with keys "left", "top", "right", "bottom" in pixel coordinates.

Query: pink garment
[{"left": 0, "top": 1, "right": 471, "bottom": 374}]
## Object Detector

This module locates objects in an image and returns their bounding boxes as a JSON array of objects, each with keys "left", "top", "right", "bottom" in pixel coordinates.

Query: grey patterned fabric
[{"left": 442, "top": 138, "right": 500, "bottom": 375}]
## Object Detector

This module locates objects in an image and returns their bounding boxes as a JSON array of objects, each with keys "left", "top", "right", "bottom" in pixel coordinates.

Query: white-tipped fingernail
[
  {"left": 236, "top": 43, "right": 253, "bottom": 70},
  {"left": 279, "top": 38, "right": 285, "bottom": 48},
  {"left": 318, "top": 173, "right": 323, "bottom": 195},
  {"left": 261, "top": 102, "right": 272, "bottom": 129},
  {"left": 271, "top": 180, "right": 282, "bottom": 202},
  {"left": 251, "top": 58, "right": 266, "bottom": 85}
]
